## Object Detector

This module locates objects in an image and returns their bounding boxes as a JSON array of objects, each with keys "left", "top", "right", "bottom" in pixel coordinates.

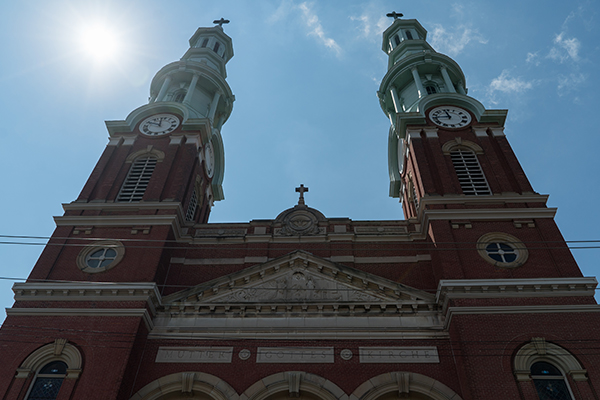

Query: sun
[{"left": 79, "top": 22, "right": 121, "bottom": 63}]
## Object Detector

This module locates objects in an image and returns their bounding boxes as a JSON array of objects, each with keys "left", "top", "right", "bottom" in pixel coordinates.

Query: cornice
[
  {"left": 436, "top": 277, "right": 598, "bottom": 313},
  {"left": 148, "top": 329, "right": 450, "bottom": 341},
  {"left": 443, "top": 304, "right": 600, "bottom": 330},
  {"left": 6, "top": 308, "right": 155, "bottom": 331},
  {"left": 12, "top": 282, "right": 162, "bottom": 315},
  {"left": 419, "top": 193, "right": 549, "bottom": 206},
  {"left": 63, "top": 201, "right": 183, "bottom": 212},
  {"left": 421, "top": 207, "right": 557, "bottom": 223},
  {"left": 54, "top": 214, "right": 181, "bottom": 231}
]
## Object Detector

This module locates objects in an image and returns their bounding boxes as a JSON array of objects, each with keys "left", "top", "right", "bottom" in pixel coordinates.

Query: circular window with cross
[
  {"left": 77, "top": 241, "right": 125, "bottom": 273},
  {"left": 477, "top": 233, "right": 528, "bottom": 268}
]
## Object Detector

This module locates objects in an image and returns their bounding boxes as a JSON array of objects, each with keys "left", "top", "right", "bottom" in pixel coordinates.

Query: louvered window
[
  {"left": 411, "top": 182, "right": 419, "bottom": 213},
  {"left": 185, "top": 188, "right": 199, "bottom": 222},
  {"left": 451, "top": 150, "right": 491, "bottom": 195},
  {"left": 117, "top": 156, "right": 157, "bottom": 202}
]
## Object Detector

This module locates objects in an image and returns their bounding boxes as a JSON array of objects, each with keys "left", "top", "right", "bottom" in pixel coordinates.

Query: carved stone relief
[{"left": 218, "top": 268, "right": 383, "bottom": 303}]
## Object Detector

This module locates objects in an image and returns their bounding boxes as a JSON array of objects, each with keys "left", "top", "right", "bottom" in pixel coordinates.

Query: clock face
[
  {"left": 204, "top": 142, "right": 215, "bottom": 178},
  {"left": 139, "top": 114, "right": 180, "bottom": 136},
  {"left": 429, "top": 106, "right": 472, "bottom": 128}
]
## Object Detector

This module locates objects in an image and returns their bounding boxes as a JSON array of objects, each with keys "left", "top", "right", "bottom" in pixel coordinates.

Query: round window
[
  {"left": 77, "top": 241, "right": 124, "bottom": 273},
  {"left": 86, "top": 248, "right": 118, "bottom": 269},
  {"left": 485, "top": 242, "right": 518, "bottom": 263},
  {"left": 477, "top": 233, "right": 528, "bottom": 268}
]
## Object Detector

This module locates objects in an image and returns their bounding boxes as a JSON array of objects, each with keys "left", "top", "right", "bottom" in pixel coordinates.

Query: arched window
[
  {"left": 213, "top": 42, "right": 220, "bottom": 53},
  {"left": 26, "top": 361, "right": 67, "bottom": 400},
  {"left": 405, "top": 30, "right": 414, "bottom": 40},
  {"left": 514, "top": 338, "right": 587, "bottom": 399},
  {"left": 16, "top": 340, "right": 82, "bottom": 400},
  {"left": 172, "top": 90, "right": 186, "bottom": 103},
  {"left": 531, "top": 361, "right": 574, "bottom": 399},
  {"left": 393, "top": 34, "right": 401, "bottom": 46},
  {"left": 450, "top": 149, "right": 491, "bottom": 195},
  {"left": 200, "top": 38, "right": 209, "bottom": 48},
  {"left": 117, "top": 156, "right": 157, "bottom": 202}
]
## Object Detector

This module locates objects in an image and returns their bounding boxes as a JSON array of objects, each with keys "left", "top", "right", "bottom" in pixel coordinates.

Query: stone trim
[
  {"left": 148, "top": 327, "right": 448, "bottom": 341},
  {"left": 444, "top": 304, "right": 600, "bottom": 330},
  {"left": 12, "top": 282, "right": 161, "bottom": 314},
  {"left": 17, "top": 340, "right": 82, "bottom": 379},
  {"left": 350, "top": 371, "right": 463, "bottom": 400},
  {"left": 129, "top": 371, "right": 239, "bottom": 400},
  {"left": 419, "top": 192, "right": 549, "bottom": 205},
  {"left": 62, "top": 201, "right": 183, "bottom": 212},
  {"left": 170, "top": 255, "right": 431, "bottom": 265},
  {"left": 436, "top": 277, "right": 597, "bottom": 312},
  {"left": 241, "top": 372, "right": 346, "bottom": 400},
  {"left": 476, "top": 232, "right": 529, "bottom": 269},
  {"left": 442, "top": 138, "right": 484, "bottom": 155},
  {"left": 514, "top": 338, "right": 588, "bottom": 382},
  {"left": 124, "top": 147, "right": 166, "bottom": 163},
  {"left": 76, "top": 240, "right": 125, "bottom": 274},
  {"left": 7, "top": 308, "right": 155, "bottom": 331}
]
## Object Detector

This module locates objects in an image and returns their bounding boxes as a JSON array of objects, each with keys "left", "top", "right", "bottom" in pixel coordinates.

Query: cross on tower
[
  {"left": 295, "top": 184, "right": 309, "bottom": 205},
  {"left": 213, "top": 18, "right": 230, "bottom": 27},
  {"left": 386, "top": 11, "right": 403, "bottom": 20}
]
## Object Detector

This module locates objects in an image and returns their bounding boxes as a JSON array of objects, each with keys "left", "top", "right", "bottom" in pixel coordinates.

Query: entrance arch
[
  {"left": 351, "top": 372, "right": 462, "bottom": 400},
  {"left": 241, "top": 371, "right": 347, "bottom": 400},
  {"left": 130, "top": 372, "right": 239, "bottom": 400}
]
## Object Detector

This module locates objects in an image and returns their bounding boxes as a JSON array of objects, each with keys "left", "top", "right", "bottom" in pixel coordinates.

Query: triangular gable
[{"left": 163, "top": 250, "right": 434, "bottom": 307}]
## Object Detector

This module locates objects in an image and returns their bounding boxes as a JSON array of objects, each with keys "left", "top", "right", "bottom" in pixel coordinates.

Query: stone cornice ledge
[
  {"left": 54, "top": 214, "right": 181, "bottom": 231},
  {"left": 422, "top": 208, "right": 557, "bottom": 222},
  {"left": 63, "top": 201, "right": 183, "bottom": 212},
  {"left": 6, "top": 308, "right": 155, "bottom": 331},
  {"left": 443, "top": 304, "right": 600, "bottom": 330},
  {"left": 421, "top": 193, "right": 549, "bottom": 206},
  {"left": 436, "top": 277, "right": 598, "bottom": 312},
  {"left": 12, "top": 282, "right": 162, "bottom": 315}
]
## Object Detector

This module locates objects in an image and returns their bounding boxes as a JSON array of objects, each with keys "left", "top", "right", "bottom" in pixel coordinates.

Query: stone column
[
  {"left": 208, "top": 91, "right": 221, "bottom": 121},
  {"left": 183, "top": 73, "right": 199, "bottom": 104},
  {"left": 440, "top": 66, "right": 456, "bottom": 93},
  {"left": 155, "top": 75, "right": 172, "bottom": 102},
  {"left": 411, "top": 67, "right": 425, "bottom": 98}
]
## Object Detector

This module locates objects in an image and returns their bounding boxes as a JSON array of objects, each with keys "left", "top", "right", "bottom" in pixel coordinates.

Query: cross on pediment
[
  {"left": 295, "top": 184, "right": 309, "bottom": 205},
  {"left": 386, "top": 11, "right": 403, "bottom": 20},
  {"left": 213, "top": 18, "right": 230, "bottom": 27}
]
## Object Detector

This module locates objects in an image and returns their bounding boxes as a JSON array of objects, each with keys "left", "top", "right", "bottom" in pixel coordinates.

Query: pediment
[{"left": 162, "top": 250, "right": 434, "bottom": 308}]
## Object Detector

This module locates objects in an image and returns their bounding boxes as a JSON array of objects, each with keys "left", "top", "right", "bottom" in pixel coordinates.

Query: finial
[
  {"left": 295, "top": 184, "right": 309, "bottom": 206},
  {"left": 213, "top": 18, "right": 230, "bottom": 27},
  {"left": 386, "top": 11, "right": 403, "bottom": 20}
]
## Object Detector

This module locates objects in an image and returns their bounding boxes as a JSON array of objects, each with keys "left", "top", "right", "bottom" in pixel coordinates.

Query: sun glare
[{"left": 79, "top": 23, "right": 120, "bottom": 63}]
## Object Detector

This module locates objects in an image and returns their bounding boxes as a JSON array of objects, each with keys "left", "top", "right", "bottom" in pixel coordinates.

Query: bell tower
[
  {"left": 80, "top": 20, "right": 234, "bottom": 218},
  {"left": 377, "top": 14, "right": 581, "bottom": 279},
  {"left": 25, "top": 21, "right": 235, "bottom": 287}
]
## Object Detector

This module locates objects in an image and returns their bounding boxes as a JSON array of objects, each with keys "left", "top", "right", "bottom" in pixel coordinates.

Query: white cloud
[
  {"left": 298, "top": 2, "right": 342, "bottom": 57},
  {"left": 488, "top": 70, "right": 533, "bottom": 94},
  {"left": 547, "top": 32, "right": 581, "bottom": 63},
  {"left": 268, "top": 0, "right": 294, "bottom": 23},
  {"left": 428, "top": 24, "right": 488, "bottom": 56},
  {"left": 350, "top": 13, "right": 388, "bottom": 40},
  {"left": 557, "top": 73, "right": 587, "bottom": 95},
  {"left": 526, "top": 52, "right": 540, "bottom": 66},
  {"left": 451, "top": 3, "right": 465, "bottom": 17}
]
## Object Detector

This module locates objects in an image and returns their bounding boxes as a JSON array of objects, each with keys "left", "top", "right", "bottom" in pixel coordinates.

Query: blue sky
[{"left": 1, "top": 0, "right": 599, "bottom": 322}]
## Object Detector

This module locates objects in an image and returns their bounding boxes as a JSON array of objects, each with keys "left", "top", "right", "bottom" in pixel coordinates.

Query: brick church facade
[{"left": 1, "top": 16, "right": 599, "bottom": 400}]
